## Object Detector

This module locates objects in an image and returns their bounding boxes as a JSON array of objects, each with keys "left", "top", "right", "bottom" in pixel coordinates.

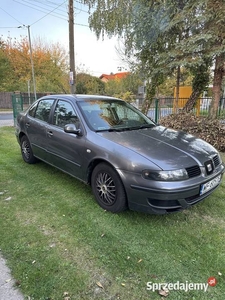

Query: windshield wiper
[
  {"left": 127, "top": 124, "right": 155, "bottom": 131},
  {"left": 96, "top": 124, "right": 155, "bottom": 133},
  {"left": 96, "top": 128, "right": 121, "bottom": 132},
  {"left": 138, "top": 124, "right": 155, "bottom": 129}
]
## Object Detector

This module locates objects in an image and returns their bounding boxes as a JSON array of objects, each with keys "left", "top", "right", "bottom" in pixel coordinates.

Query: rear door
[{"left": 25, "top": 98, "right": 55, "bottom": 160}]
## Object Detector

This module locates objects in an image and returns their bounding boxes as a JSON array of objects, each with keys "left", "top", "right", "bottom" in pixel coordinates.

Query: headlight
[{"left": 142, "top": 169, "right": 189, "bottom": 181}]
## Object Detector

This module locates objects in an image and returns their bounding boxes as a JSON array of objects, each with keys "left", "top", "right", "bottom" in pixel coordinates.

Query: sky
[{"left": 0, "top": 0, "right": 126, "bottom": 77}]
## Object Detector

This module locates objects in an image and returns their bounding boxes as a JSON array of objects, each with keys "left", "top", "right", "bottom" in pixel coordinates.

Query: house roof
[{"left": 99, "top": 72, "right": 130, "bottom": 81}]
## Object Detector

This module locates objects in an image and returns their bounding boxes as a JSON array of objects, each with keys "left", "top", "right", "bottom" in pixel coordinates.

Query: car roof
[{"left": 39, "top": 94, "right": 121, "bottom": 102}]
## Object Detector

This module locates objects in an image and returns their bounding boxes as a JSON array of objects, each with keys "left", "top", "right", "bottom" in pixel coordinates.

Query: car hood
[{"left": 99, "top": 125, "right": 218, "bottom": 170}]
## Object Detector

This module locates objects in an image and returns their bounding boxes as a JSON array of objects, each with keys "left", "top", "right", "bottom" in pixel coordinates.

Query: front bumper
[{"left": 120, "top": 164, "right": 225, "bottom": 214}]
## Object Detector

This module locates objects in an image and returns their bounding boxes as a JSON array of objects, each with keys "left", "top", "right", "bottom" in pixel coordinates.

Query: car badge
[{"left": 206, "top": 163, "right": 213, "bottom": 172}]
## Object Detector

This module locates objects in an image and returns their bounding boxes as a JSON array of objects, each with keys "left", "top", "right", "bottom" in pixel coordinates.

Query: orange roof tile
[{"left": 99, "top": 72, "right": 130, "bottom": 81}]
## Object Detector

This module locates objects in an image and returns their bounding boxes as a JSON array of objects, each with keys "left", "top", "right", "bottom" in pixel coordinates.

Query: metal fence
[
  {"left": 11, "top": 93, "right": 48, "bottom": 125},
  {"left": 2, "top": 94, "right": 225, "bottom": 127},
  {"left": 147, "top": 97, "right": 225, "bottom": 123}
]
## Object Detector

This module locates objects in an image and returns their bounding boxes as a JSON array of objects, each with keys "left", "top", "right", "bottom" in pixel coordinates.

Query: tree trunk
[
  {"left": 142, "top": 97, "right": 153, "bottom": 115},
  {"left": 142, "top": 81, "right": 154, "bottom": 115},
  {"left": 174, "top": 66, "right": 180, "bottom": 113},
  {"left": 209, "top": 55, "right": 224, "bottom": 119},
  {"left": 182, "top": 89, "right": 201, "bottom": 113}
]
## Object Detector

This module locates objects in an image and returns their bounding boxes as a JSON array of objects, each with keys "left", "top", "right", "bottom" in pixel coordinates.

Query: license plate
[{"left": 200, "top": 174, "right": 222, "bottom": 195}]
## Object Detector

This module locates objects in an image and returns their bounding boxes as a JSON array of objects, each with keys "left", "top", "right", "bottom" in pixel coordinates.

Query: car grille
[
  {"left": 186, "top": 165, "right": 201, "bottom": 178},
  {"left": 213, "top": 154, "right": 220, "bottom": 167},
  {"left": 185, "top": 155, "right": 221, "bottom": 179}
]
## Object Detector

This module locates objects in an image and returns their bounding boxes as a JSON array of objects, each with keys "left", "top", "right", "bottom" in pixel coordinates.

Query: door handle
[
  {"left": 47, "top": 131, "right": 53, "bottom": 137},
  {"left": 25, "top": 122, "right": 30, "bottom": 128}
]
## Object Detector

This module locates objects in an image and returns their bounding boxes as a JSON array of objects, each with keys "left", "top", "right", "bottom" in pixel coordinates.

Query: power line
[
  {"left": 13, "top": 0, "right": 68, "bottom": 22},
  {"left": 27, "top": 0, "right": 68, "bottom": 14},
  {"left": 43, "top": 0, "right": 89, "bottom": 13},
  {"left": 0, "top": 5, "right": 24, "bottom": 25},
  {"left": 43, "top": 0, "right": 89, "bottom": 14},
  {"left": 30, "top": 0, "right": 67, "bottom": 26},
  {"left": 0, "top": 26, "right": 20, "bottom": 29},
  {"left": 13, "top": 0, "right": 89, "bottom": 17},
  {"left": 12, "top": 0, "right": 89, "bottom": 26}
]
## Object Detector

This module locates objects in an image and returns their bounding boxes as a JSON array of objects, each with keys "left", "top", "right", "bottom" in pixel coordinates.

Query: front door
[{"left": 46, "top": 99, "right": 86, "bottom": 180}]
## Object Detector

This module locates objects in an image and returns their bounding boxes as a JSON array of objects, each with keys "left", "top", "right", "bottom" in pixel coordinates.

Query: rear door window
[{"left": 33, "top": 99, "right": 54, "bottom": 122}]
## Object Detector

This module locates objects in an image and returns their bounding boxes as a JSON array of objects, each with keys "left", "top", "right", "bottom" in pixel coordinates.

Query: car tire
[
  {"left": 91, "top": 163, "right": 127, "bottom": 213},
  {"left": 20, "top": 135, "right": 38, "bottom": 164}
]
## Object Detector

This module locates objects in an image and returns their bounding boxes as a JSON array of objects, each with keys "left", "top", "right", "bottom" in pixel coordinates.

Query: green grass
[{"left": 0, "top": 126, "right": 225, "bottom": 300}]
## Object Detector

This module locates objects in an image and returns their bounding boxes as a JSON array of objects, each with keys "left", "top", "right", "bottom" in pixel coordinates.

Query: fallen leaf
[
  {"left": 158, "top": 288, "right": 169, "bottom": 297},
  {"left": 96, "top": 281, "right": 104, "bottom": 289},
  {"left": 15, "top": 280, "right": 21, "bottom": 286},
  {"left": 160, "top": 113, "right": 225, "bottom": 152},
  {"left": 5, "top": 197, "right": 12, "bottom": 201}
]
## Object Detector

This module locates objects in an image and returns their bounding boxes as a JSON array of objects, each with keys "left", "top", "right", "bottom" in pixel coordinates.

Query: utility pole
[
  {"left": 27, "top": 25, "right": 37, "bottom": 101},
  {"left": 69, "top": 0, "right": 76, "bottom": 94},
  {"left": 18, "top": 25, "right": 37, "bottom": 101}
]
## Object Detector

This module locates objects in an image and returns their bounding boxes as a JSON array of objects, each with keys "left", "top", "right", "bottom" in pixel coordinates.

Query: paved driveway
[
  {"left": 0, "top": 112, "right": 14, "bottom": 127},
  {"left": 0, "top": 254, "right": 24, "bottom": 300},
  {"left": 0, "top": 113, "right": 24, "bottom": 298}
]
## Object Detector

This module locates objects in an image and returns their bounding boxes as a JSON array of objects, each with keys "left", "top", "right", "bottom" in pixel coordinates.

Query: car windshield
[{"left": 78, "top": 98, "right": 155, "bottom": 131}]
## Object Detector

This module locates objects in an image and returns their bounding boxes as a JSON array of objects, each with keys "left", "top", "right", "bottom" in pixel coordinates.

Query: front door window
[{"left": 53, "top": 100, "right": 79, "bottom": 128}]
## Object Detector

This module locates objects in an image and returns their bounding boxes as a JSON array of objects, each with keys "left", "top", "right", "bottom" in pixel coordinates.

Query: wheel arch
[
  {"left": 18, "top": 131, "right": 27, "bottom": 144},
  {"left": 89, "top": 159, "right": 128, "bottom": 213},
  {"left": 87, "top": 159, "right": 124, "bottom": 186}
]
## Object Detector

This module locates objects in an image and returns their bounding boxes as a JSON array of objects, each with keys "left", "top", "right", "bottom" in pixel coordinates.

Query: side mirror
[{"left": 64, "top": 124, "right": 82, "bottom": 136}]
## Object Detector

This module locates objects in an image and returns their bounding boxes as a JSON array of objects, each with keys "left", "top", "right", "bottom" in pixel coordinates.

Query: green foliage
[
  {"left": 142, "top": 74, "right": 164, "bottom": 114},
  {"left": 0, "top": 47, "right": 12, "bottom": 91},
  {"left": 84, "top": 0, "right": 132, "bottom": 39},
  {"left": 83, "top": 0, "right": 225, "bottom": 118},
  {"left": 0, "top": 35, "right": 114, "bottom": 96},
  {"left": 183, "top": 58, "right": 212, "bottom": 112},
  {"left": 76, "top": 73, "right": 105, "bottom": 94},
  {"left": 191, "top": 61, "right": 211, "bottom": 93},
  {"left": 105, "top": 73, "right": 142, "bottom": 99},
  {"left": 0, "top": 36, "right": 70, "bottom": 93},
  {"left": 158, "top": 67, "right": 193, "bottom": 97},
  {"left": 119, "top": 91, "right": 134, "bottom": 103}
]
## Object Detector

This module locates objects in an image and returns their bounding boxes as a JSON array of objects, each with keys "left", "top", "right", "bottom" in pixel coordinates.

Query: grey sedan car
[{"left": 16, "top": 94, "right": 224, "bottom": 214}]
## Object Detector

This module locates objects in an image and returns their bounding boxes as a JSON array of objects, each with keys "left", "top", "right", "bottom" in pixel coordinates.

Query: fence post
[
  {"left": 155, "top": 98, "right": 159, "bottom": 123},
  {"left": 11, "top": 92, "right": 23, "bottom": 126}
]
